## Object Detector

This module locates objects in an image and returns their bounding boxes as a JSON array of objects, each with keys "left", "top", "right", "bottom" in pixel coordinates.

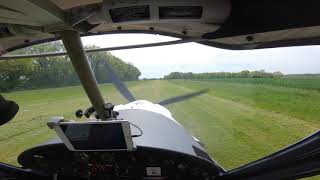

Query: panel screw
[{"left": 246, "top": 36, "right": 254, "bottom": 41}]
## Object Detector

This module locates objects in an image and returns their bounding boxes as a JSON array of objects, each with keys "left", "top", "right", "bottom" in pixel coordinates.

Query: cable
[{"left": 129, "top": 122, "right": 143, "bottom": 138}]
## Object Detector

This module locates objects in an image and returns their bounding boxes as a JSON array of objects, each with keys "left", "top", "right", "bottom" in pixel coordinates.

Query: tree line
[
  {"left": 163, "top": 70, "right": 284, "bottom": 80},
  {"left": 0, "top": 41, "right": 141, "bottom": 92}
]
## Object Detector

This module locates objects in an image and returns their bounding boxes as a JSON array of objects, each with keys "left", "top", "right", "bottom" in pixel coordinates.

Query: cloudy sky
[{"left": 81, "top": 34, "right": 320, "bottom": 79}]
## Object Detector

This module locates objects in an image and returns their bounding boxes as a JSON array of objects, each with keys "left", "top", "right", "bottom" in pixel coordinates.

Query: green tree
[
  {"left": 0, "top": 59, "right": 33, "bottom": 91},
  {"left": 0, "top": 42, "right": 141, "bottom": 92}
]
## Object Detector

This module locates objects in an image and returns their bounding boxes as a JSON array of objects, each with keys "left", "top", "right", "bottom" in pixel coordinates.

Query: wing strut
[
  {"left": 60, "top": 30, "right": 108, "bottom": 120},
  {"left": 0, "top": 38, "right": 202, "bottom": 60}
]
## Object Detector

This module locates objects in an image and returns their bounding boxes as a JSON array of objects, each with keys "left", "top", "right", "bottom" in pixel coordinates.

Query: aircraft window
[{"left": 0, "top": 34, "right": 319, "bottom": 172}]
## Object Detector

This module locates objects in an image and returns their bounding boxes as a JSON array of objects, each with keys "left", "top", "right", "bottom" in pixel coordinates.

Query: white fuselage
[
  {"left": 114, "top": 100, "right": 178, "bottom": 124},
  {"left": 114, "top": 100, "right": 201, "bottom": 143}
]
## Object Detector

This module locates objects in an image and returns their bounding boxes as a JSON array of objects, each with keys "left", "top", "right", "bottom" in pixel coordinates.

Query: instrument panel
[{"left": 18, "top": 144, "right": 221, "bottom": 179}]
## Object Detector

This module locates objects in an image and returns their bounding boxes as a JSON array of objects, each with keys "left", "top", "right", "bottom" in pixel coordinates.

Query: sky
[{"left": 81, "top": 34, "right": 320, "bottom": 79}]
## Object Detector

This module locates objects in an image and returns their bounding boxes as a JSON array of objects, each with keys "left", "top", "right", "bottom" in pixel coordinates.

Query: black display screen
[{"left": 60, "top": 123, "right": 127, "bottom": 150}]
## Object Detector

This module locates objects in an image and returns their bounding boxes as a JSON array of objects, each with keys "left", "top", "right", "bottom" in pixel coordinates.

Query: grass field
[
  {"left": 1, "top": 79, "right": 320, "bottom": 178},
  {"left": 197, "top": 77, "right": 320, "bottom": 91}
]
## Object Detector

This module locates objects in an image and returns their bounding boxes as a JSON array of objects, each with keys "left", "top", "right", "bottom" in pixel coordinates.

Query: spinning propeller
[
  {"left": 0, "top": 56, "right": 209, "bottom": 126},
  {"left": 104, "top": 58, "right": 208, "bottom": 105}
]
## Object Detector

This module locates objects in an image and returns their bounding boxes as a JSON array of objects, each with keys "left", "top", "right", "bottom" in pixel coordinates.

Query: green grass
[
  {"left": 1, "top": 80, "right": 319, "bottom": 179},
  {"left": 174, "top": 79, "right": 320, "bottom": 123},
  {"left": 197, "top": 77, "right": 320, "bottom": 91}
]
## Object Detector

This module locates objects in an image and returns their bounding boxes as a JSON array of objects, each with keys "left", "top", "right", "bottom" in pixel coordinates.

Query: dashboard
[{"left": 18, "top": 143, "right": 222, "bottom": 180}]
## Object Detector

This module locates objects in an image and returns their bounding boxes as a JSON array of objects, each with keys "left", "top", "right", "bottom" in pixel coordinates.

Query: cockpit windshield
[{"left": 1, "top": 34, "right": 320, "bottom": 171}]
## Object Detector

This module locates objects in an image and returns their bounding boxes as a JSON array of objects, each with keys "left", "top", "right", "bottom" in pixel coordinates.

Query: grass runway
[{"left": 1, "top": 79, "right": 319, "bottom": 178}]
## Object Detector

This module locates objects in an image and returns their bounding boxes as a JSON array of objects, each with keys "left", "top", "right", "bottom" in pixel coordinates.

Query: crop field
[{"left": 1, "top": 79, "right": 320, "bottom": 178}]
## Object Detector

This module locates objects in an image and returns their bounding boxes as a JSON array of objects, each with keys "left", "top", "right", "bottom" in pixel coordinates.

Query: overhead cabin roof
[{"left": 1, "top": 0, "right": 320, "bottom": 54}]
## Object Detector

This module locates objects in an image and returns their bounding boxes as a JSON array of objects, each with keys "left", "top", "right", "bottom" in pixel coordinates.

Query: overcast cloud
[{"left": 81, "top": 34, "right": 320, "bottom": 78}]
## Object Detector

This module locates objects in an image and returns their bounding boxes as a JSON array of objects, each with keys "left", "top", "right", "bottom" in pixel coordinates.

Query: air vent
[
  {"left": 159, "top": 6, "right": 203, "bottom": 19},
  {"left": 192, "top": 146, "right": 213, "bottom": 162},
  {"left": 109, "top": 5, "right": 150, "bottom": 23}
]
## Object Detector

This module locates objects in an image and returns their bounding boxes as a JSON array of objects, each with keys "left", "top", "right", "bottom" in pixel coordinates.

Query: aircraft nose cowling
[
  {"left": 114, "top": 100, "right": 175, "bottom": 121},
  {"left": 116, "top": 109, "right": 208, "bottom": 159}
]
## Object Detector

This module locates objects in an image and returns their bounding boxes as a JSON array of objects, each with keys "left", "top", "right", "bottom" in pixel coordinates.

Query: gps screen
[{"left": 59, "top": 123, "right": 127, "bottom": 150}]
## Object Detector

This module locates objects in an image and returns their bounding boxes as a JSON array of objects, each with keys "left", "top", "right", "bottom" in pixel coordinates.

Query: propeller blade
[
  {"left": 158, "top": 89, "right": 209, "bottom": 106},
  {"left": 104, "top": 59, "right": 136, "bottom": 102}
]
